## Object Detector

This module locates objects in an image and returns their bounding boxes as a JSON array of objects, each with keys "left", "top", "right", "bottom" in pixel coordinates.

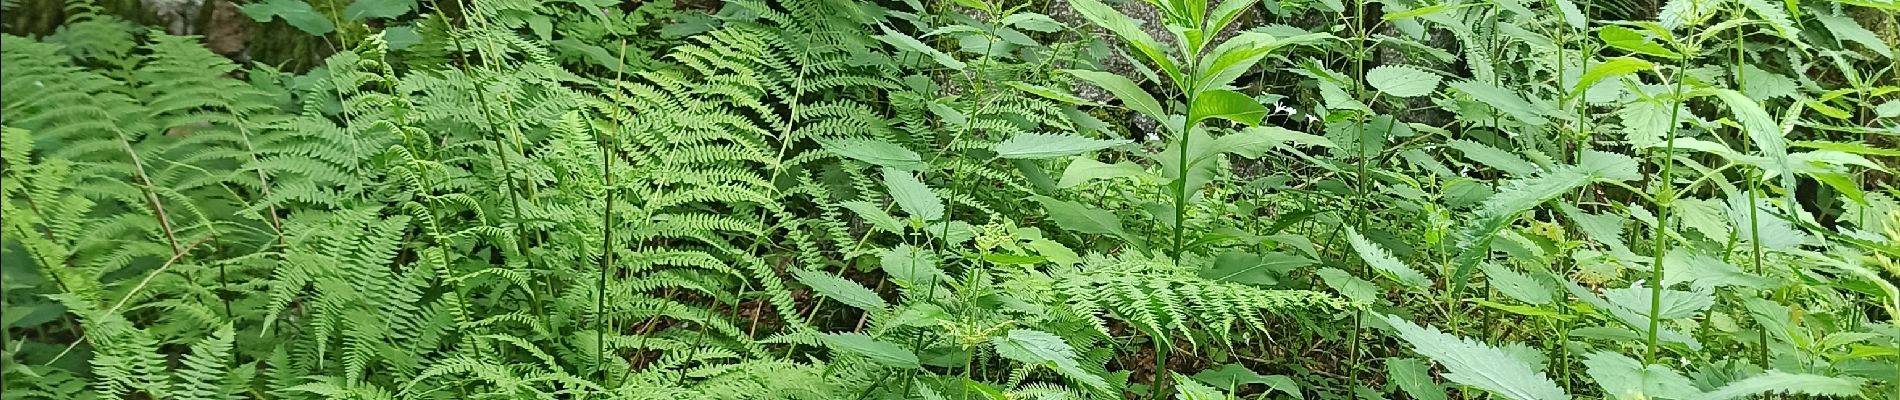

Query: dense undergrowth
[{"left": 2, "top": 0, "right": 1898, "bottom": 399}]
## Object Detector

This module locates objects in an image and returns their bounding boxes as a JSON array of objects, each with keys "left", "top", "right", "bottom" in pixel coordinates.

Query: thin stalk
[
  {"left": 113, "top": 130, "right": 183, "bottom": 257},
  {"left": 594, "top": 80, "right": 619, "bottom": 383},
  {"left": 1731, "top": 13, "right": 1770, "bottom": 369},
  {"left": 1644, "top": 51, "right": 1692, "bottom": 364}
]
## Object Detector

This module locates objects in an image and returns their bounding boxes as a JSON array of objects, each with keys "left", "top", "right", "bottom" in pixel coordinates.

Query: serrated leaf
[
  {"left": 1058, "top": 158, "right": 1150, "bottom": 189},
  {"left": 1601, "top": 286, "right": 1713, "bottom": 320},
  {"left": 1448, "top": 139, "right": 1538, "bottom": 176},
  {"left": 1063, "top": 69, "right": 1167, "bottom": 121},
  {"left": 881, "top": 245, "right": 945, "bottom": 286},
  {"left": 793, "top": 269, "right": 886, "bottom": 311},
  {"left": 820, "top": 333, "right": 919, "bottom": 369},
  {"left": 1583, "top": 351, "right": 1698, "bottom": 400},
  {"left": 994, "top": 132, "right": 1131, "bottom": 159},
  {"left": 1316, "top": 268, "right": 1378, "bottom": 304},
  {"left": 999, "top": 12, "right": 1065, "bottom": 32},
  {"left": 1199, "top": 252, "right": 1313, "bottom": 286},
  {"left": 241, "top": 0, "right": 335, "bottom": 35},
  {"left": 1388, "top": 358, "right": 1447, "bottom": 400},
  {"left": 1032, "top": 195, "right": 1128, "bottom": 239},
  {"left": 879, "top": 27, "right": 964, "bottom": 70},
  {"left": 1572, "top": 57, "right": 1651, "bottom": 97},
  {"left": 841, "top": 201, "right": 903, "bottom": 233},
  {"left": 1365, "top": 65, "right": 1441, "bottom": 98},
  {"left": 1346, "top": 228, "right": 1430, "bottom": 287},
  {"left": 883, "top": 168, "right": 943, "bottom": 221},
  {"left": 820, "top": 137, "right": 925, "bottom": 170},
  {"left": 1692, "top": 371, "right": 1863, "bottom": 400},
  {"left": 1192, "top": 364, "right": 1300, "bottom": 398},
  {"left": 992, "top": 329, "right": 1108, "bottom": 390},
  {"left": 344, "top": 0, "right": 416, "bottom": 20},
  {"left": 1212, "top": 126, "right": 1336, "bottom": 159},
  {"left": 1447, "top": 80, "right": 1548, "bottom": 126},
  {"left": 1008, "top": 82, "right": 1096, "bottom": 106},
  {"left": 1381, "top": 315, "right": 1570, "bottom": 400},
  {"left": 1480, "top": 263, "right": 1554, "bottom": 305},
  {"left": 1597, "top": 26, "right": 1678, "bottom": 59},
  {"left": 1067, "top": 0, "right": 1179, "bottom": 82}
]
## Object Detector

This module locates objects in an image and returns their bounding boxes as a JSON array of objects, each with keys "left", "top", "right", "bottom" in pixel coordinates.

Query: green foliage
[{"left": 4, "top": 0, "right": 1897, "bottom": 399}]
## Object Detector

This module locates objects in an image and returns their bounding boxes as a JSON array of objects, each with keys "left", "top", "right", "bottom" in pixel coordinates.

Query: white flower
[
  {"left": 1272, "top": 102, "right": 1296, "bottom": 117},
  {"left": 1145, "top": 132, "right": 1160, "bottom": 141}
]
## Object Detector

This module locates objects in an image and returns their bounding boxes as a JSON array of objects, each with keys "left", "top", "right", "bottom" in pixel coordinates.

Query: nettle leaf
[
  {"left": 1657, "top": 0, "right": 1713, "bottom": 29},
  {"left": 840, "top": 201, "right": 903, "bottom": 233},
  {"left": 1480, "top": 263, "right": 1554, "bottom": 305},
  {"left": 1387, "top": 358, "right": 1448, "bottom": 400},
  {"left": 820, "top": 137, "right": 925, "bottom": 170},
  {"left": 1346, "top": 228, "right": 1430, "bottom": 287},
  {"left": 1033, "top": 195, "right": 1129, "bottom": 239},
  {"left": 241, "top": 0, "right": 335, "bottom": 35},
  {"left": 1381, "top": 315, "right": 1570, "bottom": 400},
  {"left": 879, "top": 27, "right": 964, "bottom": 70},
  {"left": 1317, "top": 268, "right": 1379, "bottom": 304},
  {"left": 1211, "top": 126, "right": 1336, "bottom": 159},
  {"left": 1066, "top": 0, "right": 1179, "bottom": 82},
  {"left": 1708, "top": 89, "right": 1795, "bottom": 199},
  {"left": 343, "top": 0, "right": 416, "bottom": 20},
  {"left": 1063, "top": 69, "right": 1167, "bottom": 122},
  {"left": 994, "top": 132, "right": 1131, "bottom": 159},
  {"left": 881, "top": 245, "right": 946, "bottom": 287},
  {"left": 999, "top": 13, "right": 1065, "bottom": 32},
  {"left": 1008, "top": 81, "right": 1097, "bottom": 106},
  {"left": 1694, "top": 371, "right": 1864, "bottom": 400},
  {"left": 1448, "top": 139, "right": 1538, "bottom": 176},
  {"left": 1584, "top": 351, "right": 1698, "bottom": 400},
  {"left": 1447, "top": 80, "right": 1548, "bottom": 126},
  {"left": 1601, "top": 286, "right": 1713, "bottom": 320},
  {"left": 991, "top": 329, "right": 1109, "bottom": 390},
  {"left": 819, "top": 333, "right": 919, "bottom": 369},
  {"left": 1192, "top": 363, "right": 1300, "bottom": 398},
  {"left": 1058, "top": 158, "right": 1150, "bottom": 189},
  {"left": 1597, "top": 26, "right": 1678, "bottom": 59},
  {"left": 1572, "top": 57, "right": 1651, "bottom": 97},
  {"left": 883, "top": 168, "right": 943, "bottom": 221},
  {"left": 1199, "top": 252, "right": 1314, "bottom": 286},
  {"left": 793, "top": 269, "right": 886, "bottom": 311},
  {"left": 1365, "top": 65, "right": 1441, "bottom": 98}
]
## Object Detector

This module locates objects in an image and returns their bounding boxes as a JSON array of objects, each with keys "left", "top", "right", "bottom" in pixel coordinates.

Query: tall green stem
[{"left": 1644, "top": 51, "right": 1692, "bottom": 364}]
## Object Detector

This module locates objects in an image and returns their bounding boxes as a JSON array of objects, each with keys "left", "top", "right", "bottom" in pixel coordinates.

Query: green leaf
[
  {"left": 1708, "top": 89, "right": 1795, "bottom": 199},
  {"left": 344, "top": 0, "right": 415, "bottom": 20},
  {"left": 1346, "top": 228, "right": 1430, "bottom": 287},
  {"left": 993, "top": 132, "right": 1131, "bottom": 159},
  {"left": 820, "top": 137, "right": 925, "bottom": 170},
  {"left": 241, "top": 0, "right": 336, "bottom": 35},
  {"left": 1211, "top": 126, "right": 1336, "bottom": 160},
  {"left": 793, "top": 269, "right": 886, "bottom": 311},
  {"left": 1380, "top": 315, "right": 1570, "bottom": 400},
  {"left": 1571, "top": 57, "right": 1652, "bottom": 97},
  {"left": 881, "top": 245, "right": 946, "bottom": 286},
  {"left": 841, "top": 201, "right": 903, "bottom": 233},
  {"left": 1365, "top": 65, "right": 1441, "bottom": 98},
  {"left": 1190, "top": 89, "right": 1267, "bottom": 126},
  {"left": 1192, "top": 364, "right": 1300, "bottom": 398},
  {"left": 883, "top": 168, "right": 943, "bottom": 221},
  {"left": 1063, "top": 69, "right": 1167, "bottom": 122},
  {"left": 382, "top": 25, "right": 419, "bottom": 50},
  {"left": 999, "top": 13, "right": 1065, "bottom": 32},
  {"left": 992, "top": 329, "right": 1108, "bottom": 390},
  {"left": 1032, "top": 195, "right": 1128, "bottom": 239},
  {"left": 1601, "top": 286, "right": 1713, "bottom": 320},
  {"left": 1552, "top": 0, "right": 1586, "bottom": 29},
  {"left": 1447, "top": 80, "right": 1548, "bottom": 126},
  {"left": 879, "top": 27, "right": 965, "bottom": 70},
  {"left": 1583, "top": 351, "right": 1698, "bottom": 400},
  {"left": 1199, "top": 252, "right": 1313, "bottom": 286},
  {"left": 1479, "top": 263, "right": 1553, "bottom": 305},
  {"left": 1058, "top": 158, "right": 1150, "bottom": 189},
  {"left": 1448, "top": 139, "right": 1538, "bottom": 176},
  {"left": 1066, "top": 0, "right": 1179, "bottom": 83},
  {"left": 1316, "top": 268, "right": 1378, "bottom": 304},
  {"left": 819, "top": 333, "right": 920, "bottom": 369},
  {"left": 1597, "top": 26, "right": 1678, "bottom": 59},
  {"left": 1008, "top": 82, "right": 1097, "bottom": 106},
  {"left": 1387, "top": 358, "right": 1447, "bottom": 400},
  {"left": 1692, "top": 371, "right": 1864, "bottom": 400}
]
